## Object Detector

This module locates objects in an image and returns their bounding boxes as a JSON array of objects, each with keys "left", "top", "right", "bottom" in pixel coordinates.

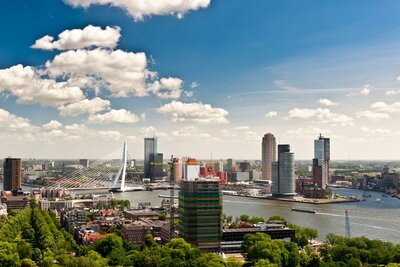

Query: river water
[
  {"left": 114, "top": 188, "right": 400, "bottom": 243},
  {"left": 12, "top": 183, "right": 399, "bottom": 243}
]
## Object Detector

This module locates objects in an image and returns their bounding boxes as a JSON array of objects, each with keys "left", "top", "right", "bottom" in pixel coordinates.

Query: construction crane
[
  {"left": 149, "top": 158, "right": 176, "bottom": 240},
  {"left": 345, "top": 210, "right": 351, "bottom": 238},
  {"left": 169, "top": 156, "right": 175, "bottom": 240}
]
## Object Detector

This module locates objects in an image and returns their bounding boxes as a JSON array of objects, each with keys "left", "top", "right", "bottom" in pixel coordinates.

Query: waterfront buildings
[
  {"left": 262, "top": 133, "right": 276, "bottom": 180},
  {"left": 272, "top": 145, "right": 296, "bottom": 196},
  {"left": 178, "top": 179, "right": 222, "bottom": 251},
  {"left": 3, "top": 157, "right": 22, "bottom": 195},
  {"left": 313, "top": 134, "right": 330, "bottom": 189}
]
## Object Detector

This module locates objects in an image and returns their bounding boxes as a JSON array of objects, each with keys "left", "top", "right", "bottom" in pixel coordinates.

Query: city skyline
[{"left": 1, "top": 1, "right": 400, "bottom": 160}]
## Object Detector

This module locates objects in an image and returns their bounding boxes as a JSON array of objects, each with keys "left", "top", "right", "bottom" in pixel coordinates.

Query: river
[
  {"left": 114, "top": 188, "right": 400, "bottom": 243},
  {"left": 12, "top": 183, "right": 400, "bottom": 243}
]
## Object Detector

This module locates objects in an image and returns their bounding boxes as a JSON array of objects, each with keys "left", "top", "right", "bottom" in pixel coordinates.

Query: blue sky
[{"left": 1, "top": 0, "right": 400, "bottom": 160}]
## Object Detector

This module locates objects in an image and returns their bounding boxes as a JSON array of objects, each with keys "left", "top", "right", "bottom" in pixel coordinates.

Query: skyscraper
[
  {"left": 144, "top": 137, "right": 157, "bottom": 179},
  {"left": 178, "top": 179, "right": 222, "bottom": 251},
  {"left": 313, "top": 134, "right": 330, "bottom": 189},
  {"left": 272, "top": 145, "right": 296, "bottom": 196},
  {"left": 3, "top": 158, "right": 22, "bottom": 195},
  {"left": 262, "top": 133, "right": 276, "bottom": 180}
]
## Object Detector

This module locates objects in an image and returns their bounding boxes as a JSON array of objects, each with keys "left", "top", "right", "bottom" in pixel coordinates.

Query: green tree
[{"left": 93, "top": 233, "right": 123, "bottom": 257}]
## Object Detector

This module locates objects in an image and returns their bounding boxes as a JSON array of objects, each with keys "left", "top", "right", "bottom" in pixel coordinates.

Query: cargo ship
[{"left": 291, "top": 208, "right": 316, "bottom": 213}]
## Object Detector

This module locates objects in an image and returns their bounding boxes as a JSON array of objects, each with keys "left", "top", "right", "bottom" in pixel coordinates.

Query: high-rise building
[
  {"left": 173, "top": 157, "right": 183, "bottom": 184},
  {"left": 313, "top": 134, "right": 330, "bottom": 189},
  {"left": 182, "top": 158, "right": 199, "bottom": 181},
  {"left": 149, "top": 153, "right": 164, "bottom": 180},
  {"left": 144, "top": 137, "right": 157, "bottom": 179},
  {"left": 3, "top": 158, "right": 22, "bottom": 195},
  {"left": 79, "top": 159, "right": 89, "bottom": 168},
  {"left": 178, "top": 179, "right": 222, "bottom": 251},
  {"left": 262, "top": 133, "right": 276, "bottom": 180},
  {"left": 227, "top": 158, "right": 233, "bottom": 172},
  {"left": 272, "top": 145, "right": 296, "bottom": 196}
]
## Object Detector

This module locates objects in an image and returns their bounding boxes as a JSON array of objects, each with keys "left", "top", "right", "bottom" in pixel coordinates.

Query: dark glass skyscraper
[
  {"left": 272, "top": 145, "right": 295, "bottom": 196},
  {"left": 3, "top": 158, "right": 22, "bottom": 195},
  {"left": 144, "top": 137, "right": 157, "bottom": 179},
  {"left": 178, "top": 179, "right": 222, "bottom": 252}
]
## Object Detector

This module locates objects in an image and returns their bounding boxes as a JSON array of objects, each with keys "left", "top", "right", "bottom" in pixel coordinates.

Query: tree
[
  {"left": 17, "top": 241, "right": 32, "bottom": 259},
  {"left": 93, "top": 233, "right": 123, "bottom": 257}
]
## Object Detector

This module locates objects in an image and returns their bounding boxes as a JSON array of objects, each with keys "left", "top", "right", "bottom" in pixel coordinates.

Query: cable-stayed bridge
[{"left": 45, "top": 143, "right": 144, "bottom": 192}]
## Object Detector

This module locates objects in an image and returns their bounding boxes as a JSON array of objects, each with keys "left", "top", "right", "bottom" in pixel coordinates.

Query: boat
[{"left": 291, "top": 208, "right": 316, "bottom": 214}]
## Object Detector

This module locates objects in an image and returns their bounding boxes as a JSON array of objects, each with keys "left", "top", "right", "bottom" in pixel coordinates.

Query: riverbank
[{"left": 267, "top": 196, "right": 359, "bottom": 204}]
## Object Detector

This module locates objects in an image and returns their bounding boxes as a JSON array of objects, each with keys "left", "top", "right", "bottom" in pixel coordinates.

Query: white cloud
[
  {"left": 0, "top": 64, "right": 85, "bottom": 107},
  {"left": 98, "top": 130, "right": 122, "bottom": 140},
  {"left": 45, "top": 48, "right": 181, "bottom": 99},
  {"left": 171, "top": 126, "right": 210, "bottom": 138},
  {"left": 220, "top": 129, "right": 236, "bottom": 138},
  {"left": 191, "top": 82, "right": 199, "bottom": 89},
  {"left": 355, "top": 110, "right": 390, "bottom": 121},
  {"left": 31, "top": 25, "right": 121, "bottom": 50},
  {"left": 287, "top": 107, "right": 353, "bottom": 126},
  {"left": 148, "top": 77, "right": 182, "bottom": 99},
  {"left": 385, "top": 89, "right": 400, "bottom": 96},
  {"left": 45, "top": 49, "right": 149, "bottom": 97},
  {"left": 156, "top": 101, "right": 229, "bottom": 123},
  {"left": 265, "top": 111, "right": 277, "bottom": 118},
  {"left": 88, "top": 109, "right": 140, "bottom": 124},
  {"left": 0, "top": 108, "right": 33, "bottom": 131},
  {"left": 58, "top": 97, "right": 111, "bottom": 116},
  {"left": 347, "top": 84, "right": 370, "bottom": 97},
  {"left": 139, "top": 126, "right": 168, "bottom": 137},
  {"left": 371, "top": 101, "right": 400, "bottom": 113},
  {"left": 360, "top": 84, "right": 370, "bottom": 96},
  {"left": 243, "top": 131, "right": 260, "bottom": 141},
  {"left": 42, "top": 120, "right": 63, "bottom": 130},
  {"left": 234, "top": 126, "right": 250, "bottom": 130},
  {"left": 64, "top": 0, "right": 211, "bottom": 21},
  {"left": 285, "top": 127, "right": 331, "bottom": 139},
  {"left": 317, "top": 98, "right": 339, "bottom": 106}
]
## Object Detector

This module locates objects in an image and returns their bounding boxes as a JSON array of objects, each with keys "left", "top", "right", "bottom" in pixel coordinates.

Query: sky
[{"left": 1, "top": 0, "right": 400, "bottom": 160}]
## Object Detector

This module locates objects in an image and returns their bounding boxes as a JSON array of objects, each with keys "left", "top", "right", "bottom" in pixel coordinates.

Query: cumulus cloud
[
  {"left": 287, "top": 108, "right": 353, "bottom": 126},
  {"left": 0, "top": 64, "right": 84, "bottom": 107},
  {"left": 347, "top": 84, "right": 371, "bottom": 96},
  {"left": 371, "top": 101, "right": 400, "bottom": 113},
  {"left": 98, "top": 130, "right": 122, "bottom": 140},
  {"left": 58, "top": 97, "right": 111, "bottom": 116},
  {"left": 355, "top": 110, "right": 390, "bottom": 121},
  {"left": 88, "top": 109, "right": 140, "bottom": 124},
  {"left": 42, "top": 120, "right": 63, "bottom": 130},
  {"left": 234, "top": 126, "right": 250, "bottom": 130},
  {"left": 64, "top": 0, "right": 211, "bottom": 21},
  {"left": 148, "top": 77, "right": 183, "bottom": 99},
  {"left": 265, "top": 111, "right": 277, "bottom": 118},
  {"left": 156, "top": 101, "right": 229, "bottom": 123},
  {"left": 45, "top": 49, "right": 149, "bottom": 97},
  {"left": 31, "top": 25, "right": 121, "bottom": 50},
  {"left": 285, "top": 127, "right": 331, "bottom": 139},
  {"left": 0, "top": 108, "right": 33, "bottom": 131},
  {"left": 385, "top": 89, "right": 400, "bottom": 96},
  {"left": 360, "top": 85, "right": 370, "bottom": 96},
  {"left": 191, "top": 82, "right": 199, "bottom": 89},
  {"left": 317, "top": 98, "right": 339, "bottom": 106}
]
